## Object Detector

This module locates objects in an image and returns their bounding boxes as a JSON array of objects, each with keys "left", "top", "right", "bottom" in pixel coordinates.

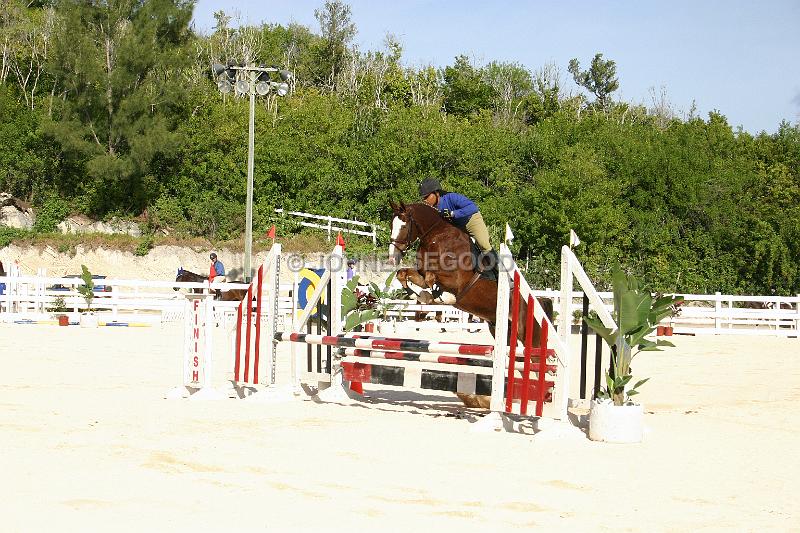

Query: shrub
[
  {"left": 0, "top": 227, "right": 27, "bottom": 247},
  {"left": 134, "top": 234, "right": 154, "bottom": 256},
  {"left": 33, "top": 196, "right": 70, "bottom": 233}
]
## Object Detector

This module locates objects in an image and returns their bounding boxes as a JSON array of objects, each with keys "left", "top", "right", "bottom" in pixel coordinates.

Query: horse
[
  {"left": 174, "top": 268, "right": 248, "bottom": 302},
  {"left": 388, "top": 201, "right": 553, "bottom": 408}
]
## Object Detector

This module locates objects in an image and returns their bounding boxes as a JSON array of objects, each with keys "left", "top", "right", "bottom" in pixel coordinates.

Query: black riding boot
[{"left": 479, "top": 249, "right": 499, "bottom": 281}]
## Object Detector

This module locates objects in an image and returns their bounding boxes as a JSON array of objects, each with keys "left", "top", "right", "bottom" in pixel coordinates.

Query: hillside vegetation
[{"left": 1, "top": 0, "right": 798, "bottom": 294}]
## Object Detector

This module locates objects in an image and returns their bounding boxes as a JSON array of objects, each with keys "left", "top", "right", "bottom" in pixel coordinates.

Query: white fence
[
  {"left": 537, "top": 288, "right": 800, "bottom": 338},
  {"left": 0, "top": 270, "right": 294, "bottom": 326},
  {"left": 1, "top": 269, "right": 798, "bottom": 336},
  {"left": 275, "top": 208, "right": 382, "bottom": 245},
  {"left": 380, "top": 299, "right": 485, "bottom": 332}
]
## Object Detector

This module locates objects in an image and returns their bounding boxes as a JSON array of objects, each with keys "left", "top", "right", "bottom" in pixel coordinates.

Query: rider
[
  {"left": 418, "top": 177, "right": 497, "bottom": 277},
  {"left": 209, "top": 252, "right": 226, "bottom": 299},
  {"left": 419, "top": 177, "right": 491, "bottom": 252}
]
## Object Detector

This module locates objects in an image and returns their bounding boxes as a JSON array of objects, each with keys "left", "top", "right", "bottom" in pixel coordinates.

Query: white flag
[
  {"left": 504, "top": 224, "right": 514, "bottom": 245},
  {"left": 569, "top": 229, "right": 581, "bottom": 248}
]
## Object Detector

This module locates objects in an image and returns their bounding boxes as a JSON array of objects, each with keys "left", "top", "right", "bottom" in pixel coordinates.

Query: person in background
[
  {"left": 347, "top": 259, "right": 356, "bottom": 281},
  {"left": 209, "top": 252, "right": 226, "bottom": 299}
]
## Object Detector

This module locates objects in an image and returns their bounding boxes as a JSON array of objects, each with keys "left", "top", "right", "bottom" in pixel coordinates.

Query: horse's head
[
  {"left": 387, "top": 201, "right": 444, "bottom": 265},
  {"left": 388, "top": 201, "right": 412, "bottom": 265}
]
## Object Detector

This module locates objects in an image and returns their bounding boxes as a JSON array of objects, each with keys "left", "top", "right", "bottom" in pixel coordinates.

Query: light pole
[{"left": 212, "top": 62, "right": 292, "bottom": 282}]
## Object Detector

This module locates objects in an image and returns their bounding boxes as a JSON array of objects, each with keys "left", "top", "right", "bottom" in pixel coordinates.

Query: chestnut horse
[{"left": 388, "top": 202, "right": 552, "bottom": 408}]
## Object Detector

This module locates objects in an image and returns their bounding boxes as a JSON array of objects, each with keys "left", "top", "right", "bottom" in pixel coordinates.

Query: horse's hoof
[
  {"left": 456, "top": 393, "right": 491, "bottom": 409},
  {"left": 417, "top": 292, "right": 434, "bottom": 304}
]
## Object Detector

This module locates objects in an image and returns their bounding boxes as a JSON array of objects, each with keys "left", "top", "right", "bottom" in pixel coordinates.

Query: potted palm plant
[
  {"left": 583, "top": 267, "right": 682, "bottom": 443},
  {"left": 341, "top": 275, "right": 379, "bottom": 332},
  {"left": 76, "top": 264, "right": 99, "bottom": 328},
  {"left": 370, "top": 274, "right": 410, "bottom": 334},
  {"left": 341, "top": 273, "right": 409, "bottom": 333}
]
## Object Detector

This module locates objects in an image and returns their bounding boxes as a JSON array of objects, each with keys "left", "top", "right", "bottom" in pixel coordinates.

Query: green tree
[
  {"left": 42, "top": 0, "right": 195, "bottom": 215},
  {"left": 483, "top": 60, "right": 532, "bottom": 123},
  {"left": 0, "top": 84, "right": 55, "bottom": 201},
  {"left": 568, "top": 53, "right": 619, "bottom": 109},
  {"left": 519, "top": 63, "right": 562, "bottom": 125},
  {"left": 312, "top": 0, "right": 356, "bottom": 90},
  {"left": 441, "top": 55, "right": 494, "bottom": 117}
]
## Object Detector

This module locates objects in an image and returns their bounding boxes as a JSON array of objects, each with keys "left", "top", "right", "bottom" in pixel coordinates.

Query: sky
[{"left": 192, "top": 0, "right": 800, "bottom": 134}]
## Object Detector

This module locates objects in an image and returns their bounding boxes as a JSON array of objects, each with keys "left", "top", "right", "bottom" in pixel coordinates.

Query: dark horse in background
[
  {"left": 388, "top": 201, "right": 554, "bottom": 408},
  {"left": 174, "top": 268, "right": 248, "bottom": 302}
]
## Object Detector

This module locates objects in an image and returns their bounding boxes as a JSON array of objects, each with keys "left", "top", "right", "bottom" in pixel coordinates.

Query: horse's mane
[
  {"left": 176, "top": 268, "right": 207, "bottom": 281},
  {"left": 405, "top": 202, "right": 448, "bottom": 227}
]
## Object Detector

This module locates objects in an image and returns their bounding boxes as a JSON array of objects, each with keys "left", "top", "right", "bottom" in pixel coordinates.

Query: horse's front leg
[{"left": 396, "top": 268, "right": 435, "bottom": 304}]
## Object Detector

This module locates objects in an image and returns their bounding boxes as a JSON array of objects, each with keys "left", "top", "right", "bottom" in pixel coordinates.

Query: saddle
[
  {"left": 428, "top": 242, "right": 498, "bottom": 303},
  {"left": 445, "top": 218, "right": 498, "bottom": 281}
]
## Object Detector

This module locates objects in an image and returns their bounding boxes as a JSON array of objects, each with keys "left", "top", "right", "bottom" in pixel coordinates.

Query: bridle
[{"left": 390, "top": 205, "right": 443, "bottom": 256}]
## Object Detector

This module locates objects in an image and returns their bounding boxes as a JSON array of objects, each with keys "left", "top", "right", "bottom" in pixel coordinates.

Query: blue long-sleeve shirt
[
  {"left": 209, "top": 260, "right": 225, "bottom": 280},
  {"left": 438, "top": 192, "right": 479, "bottom": 226}
]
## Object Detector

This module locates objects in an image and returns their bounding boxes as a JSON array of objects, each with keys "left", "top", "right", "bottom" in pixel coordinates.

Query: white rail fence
[
  {"left": 1, "top": 269, "right": 798, "bottom": 336},
  {"left": 275, "top": 208, "right": 382, "bottom": 245},
  {"left": 536, "top": 289, "right": 800, "bottom": 338},
  {"left": 0, "top": 271, "right": 294, "bottom": 326}
]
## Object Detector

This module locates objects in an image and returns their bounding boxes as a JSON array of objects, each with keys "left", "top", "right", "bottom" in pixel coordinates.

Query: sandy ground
[{"left": 1, "top": 321, "right": 799, "bottom": 532}]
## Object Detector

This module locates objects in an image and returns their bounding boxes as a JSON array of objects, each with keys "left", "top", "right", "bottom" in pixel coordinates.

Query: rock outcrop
[
  {"left": 0, "top": 193, "right": 35, "bottom": 230},
  {"left": 57, "top": 215, "right": 141, "bottom": 237}
]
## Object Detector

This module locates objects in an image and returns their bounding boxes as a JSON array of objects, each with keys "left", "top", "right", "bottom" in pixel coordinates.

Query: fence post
[
  {"left": 795, "top": 294, "right": 800, "bottom": 338},
  {"left": 727, "top": 295, "right": 733, "bottom": 330},
  {"left": 490, "top": 244, "right": 511, "bottom": 413},
  {"left": 714, "top": 292, "right": 722, "bottom": 333},
  {"left": 558, "top": 250, "right": 571, "bottom": 347},
  {"left": 558, "top": 248, "right": 572, "bottom": 408},
  {"left": 111, "top": 283, "right": 119, "bottom": 319}
]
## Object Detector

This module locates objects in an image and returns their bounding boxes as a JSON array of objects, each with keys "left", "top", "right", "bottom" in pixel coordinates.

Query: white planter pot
[
  {"left": 378, "top": 321, "right": 396, "bottom": 335},
  {"left": 588, "top": 399, "right": 644, "bottom": 443},
  {"left": 79, "top": 312, "right": 99, "bottom": 328}
]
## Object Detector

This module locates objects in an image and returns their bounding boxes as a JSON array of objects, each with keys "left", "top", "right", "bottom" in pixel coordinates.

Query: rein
[{"left": 391, "top": 205, "right": 446, "bottom": 255}]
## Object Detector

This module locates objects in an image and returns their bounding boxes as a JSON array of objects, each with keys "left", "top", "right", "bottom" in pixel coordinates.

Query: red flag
[
  {"left": 336, "top": 232, "right": 345, "bottom": 249},
  {"left": 266, "top": 225, "right": 276, "bottom": 239}
]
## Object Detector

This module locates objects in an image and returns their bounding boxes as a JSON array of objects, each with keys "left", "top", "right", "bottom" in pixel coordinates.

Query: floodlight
[
  {"left": 279, "top": 70, "right": 293, "bottom": 82},
  {"left": 255, "top": 81, "right": 270, "bottom": 95},
  {"left": 275, "top": 82, "right": 289, "bottom": 97},
  {"left": 212, "top": 63, "right": 228, "bottom": 77},
  {"left": 235, "top": 79, "right": 249, "bottom": 94},
  {"left": 217, "top": 80, "right": 233, "bottom": 94}
]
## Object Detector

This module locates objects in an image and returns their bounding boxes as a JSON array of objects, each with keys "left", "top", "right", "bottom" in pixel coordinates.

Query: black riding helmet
[
  {"left": 419, "top": 177, "right": 441, "bottom": 199},
  {"left": 210, "top": 252, "right": 217, "bottom": 260}
]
